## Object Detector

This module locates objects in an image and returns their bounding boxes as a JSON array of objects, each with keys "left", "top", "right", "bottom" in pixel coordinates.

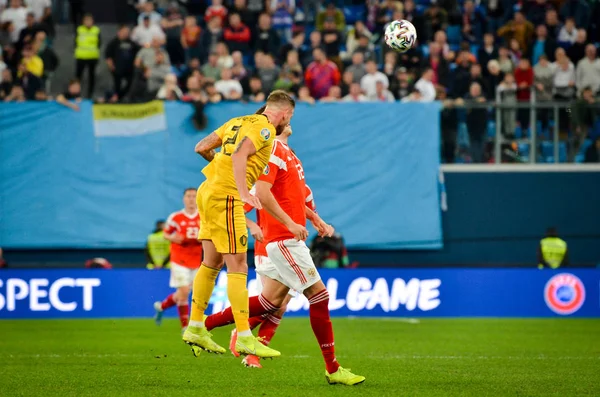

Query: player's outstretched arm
[
  {"left": 305, "top": 207, "right": 334, "bottom": 237},
  {"left": 231, "top": 137, "right": 262, "bottom": 209},
  {"left": 255, "top": 181, "right": 308, "bottom": 241},
  {"left": 194, "top": 132, "right": 222, "bottom": 162}
]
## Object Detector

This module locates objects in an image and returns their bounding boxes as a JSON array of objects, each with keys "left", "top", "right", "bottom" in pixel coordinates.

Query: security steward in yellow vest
[
  {"left": 75, "top": 13, "right": 101, "bottom": 98},
  {"left": 146, "top": 221, "right": 171, "bottom": 270},
  {"left": 537, "top": 227, "right": 568, "bottom": 269}
]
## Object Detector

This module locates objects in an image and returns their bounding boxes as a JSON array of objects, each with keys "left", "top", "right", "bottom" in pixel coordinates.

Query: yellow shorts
[{"left": 197, "top": 184, "right": 248, "bottom": 254}]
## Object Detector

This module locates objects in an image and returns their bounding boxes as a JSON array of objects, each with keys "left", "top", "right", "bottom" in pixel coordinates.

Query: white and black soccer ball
[{"left": 384, "top": 19, "right": 417, "bottom": 53}]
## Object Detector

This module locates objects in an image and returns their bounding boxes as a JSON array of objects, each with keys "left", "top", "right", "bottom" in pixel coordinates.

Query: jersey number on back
[{"left": 222, "top": 125, "right": 241, "bottom": 156}]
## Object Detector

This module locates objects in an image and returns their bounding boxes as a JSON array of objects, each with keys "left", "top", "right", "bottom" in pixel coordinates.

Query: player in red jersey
[
  {"left": 202, "top": 125, "right": 365, "bottom": 385},
  {"left": 154, "top": 188, "right": 203, "bottom": 331}
]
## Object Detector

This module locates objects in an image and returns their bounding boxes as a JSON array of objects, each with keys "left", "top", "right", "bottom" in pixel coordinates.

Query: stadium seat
[
  {"left": 575, "top": 139, "right": 593, "bottom": 163},
  {"left": 421, "top": 44, "right": 430, "bottom": 58},
  {"left": 343, "top": 5, "right": 366, "bottom": 24},
  {"left": 457, "top": 122, "right": 470, "bottom": 148},
  {"left": 446, "top": 25, "right": 462, "bottom": 45},
  {"left": 540, "top": 141, "right": 568, "bottom": 163},
  {"left": 487, "top": 121, "right": 496, "bottom": 139},
  {"left": 518, "top": 143, "right": 530, "bottom": 162}
]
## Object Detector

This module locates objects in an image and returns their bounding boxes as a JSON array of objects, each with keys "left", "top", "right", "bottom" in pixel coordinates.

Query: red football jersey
[
  {"left": 258, "top": 140, "right": 308, "bottom": 244},
  {"left": 164, "top": 210, "right": 202, "bottom": 269}
]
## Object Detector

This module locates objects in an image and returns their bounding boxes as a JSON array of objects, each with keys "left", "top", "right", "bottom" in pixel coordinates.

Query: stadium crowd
[{"left": 1, "top": 0, "right": 599, "bottom": 162}]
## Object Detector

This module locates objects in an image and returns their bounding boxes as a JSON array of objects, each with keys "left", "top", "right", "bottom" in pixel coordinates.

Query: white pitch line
[{"left": 347, "top": 316, "right": 420, "bottom": 324}]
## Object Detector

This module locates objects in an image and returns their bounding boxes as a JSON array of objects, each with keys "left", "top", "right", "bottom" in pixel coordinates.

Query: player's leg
[
  {"left": 267, "top": 239, "right": 365, "bottom": 385},
  {"left": 183, "top": 239, "right": 227, "bottom": 354},
  {"left": 174, "top": 284, "right": 191, "bottom": 330},
  {"left": 154, "top": 262, "right": 186, "bottom": 326}
]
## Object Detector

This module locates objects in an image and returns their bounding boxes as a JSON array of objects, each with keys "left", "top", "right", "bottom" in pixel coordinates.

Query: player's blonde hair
[{"left": 266, "top": 90, "right": 295, "bottom": 109}]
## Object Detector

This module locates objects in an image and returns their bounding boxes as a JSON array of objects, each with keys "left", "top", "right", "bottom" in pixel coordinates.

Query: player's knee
[
  {"left": 263, "top": 292, "right": 286, "bottom": 308},
  {"left": 274, "top": 306, "right": 286, "bottom": 317}
]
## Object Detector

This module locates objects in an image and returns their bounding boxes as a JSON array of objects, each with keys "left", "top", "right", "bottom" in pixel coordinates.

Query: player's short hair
[
  {"left": 183, "top": 187, "right": 196, "bottom": 195},
  {"left": 266, "top": 90, "right": 295, "bottom": 109},
  {"left": 255, "top": 105, "right": 266, "bottom": 114}
]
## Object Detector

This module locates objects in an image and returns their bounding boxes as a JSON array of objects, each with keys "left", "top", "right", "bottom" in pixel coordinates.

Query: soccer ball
[{"left": 384, "top": 19, "right": 417, "bottom": 53}]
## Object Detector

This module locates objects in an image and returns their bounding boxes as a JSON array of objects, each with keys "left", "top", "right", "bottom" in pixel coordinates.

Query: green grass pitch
[{"left": 1, "top": 318, "right": 599, "bottom": 396}]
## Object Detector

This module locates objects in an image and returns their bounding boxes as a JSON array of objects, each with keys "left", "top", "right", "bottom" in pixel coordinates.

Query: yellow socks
[
  {"left": 227, "top": 272, "right": 250, "bottom": 333},
  {"left": 190, "top": 264, "right": 220, "bottom": 324}
]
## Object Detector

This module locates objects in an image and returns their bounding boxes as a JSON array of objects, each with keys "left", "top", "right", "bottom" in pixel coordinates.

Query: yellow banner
[{"left": 93, "top": 101, "right": 165, "bottom": 121}]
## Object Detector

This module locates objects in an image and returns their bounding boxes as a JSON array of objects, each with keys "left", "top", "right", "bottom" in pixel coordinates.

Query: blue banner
[
  {"left": 1, "top": 269, "right": 598, "bottom": 318},
  {"left": 0, "top": 101, "right": 442, "bottom": 250}
]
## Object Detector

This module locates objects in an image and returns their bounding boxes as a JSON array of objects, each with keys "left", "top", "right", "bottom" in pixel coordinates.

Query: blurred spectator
[
  {"left": 439, "top": 91, "right": 461, "bottom": 163},
  {"left": 201, "top": 52, "right": 220, "bottom": 81},
  {"left": 182, "top": 75, "right": 207, "bottom": 129},
  {"left": 273, "top": 69, "right": 295, "bottom": 92},
  {"left": 414, "top": 68, "right": 436, "bottom": 102},
  {"left": 322, "top": 20, "right": 341, "bottom": 66},
  {"left": 181, "top": 15, "right": 201, "bottom": 62},
  {"left": 19, "top": 43, "right": 42, "bottom": 77},
  {"left": 0, "top": 21, "right": 13, "bottom": 49},
  {"left": 199, "top": 16, "right": 223, "bottom": 63},
  {"left": 282, "top": 48, "right": 302, "bottom": 75},
  {"left": 345, "top": 52, "right": 365, "bottom": 83},
  {"left": 161, "top": 2, "right": 185, "bottom": 66},
  {"left": 422, "top": 42, "right": 449, "bottom": 88},
  {"left": 316, "top": 2, "right": 345, "bottom": 32},
  {"left": 344, "top": 21, "right": 372, "bottom": 61},
  {"left": 468, "top": 63, "right": 489, "bottom": 99},
  {"left": 319, "top": 85, "right": 341, "bottom": 102},
  {"left": 376, "top": 0, "right": 401, "bottom": 32},
  {"left": 146, "top": 50, "right": 171, "bottom": 95},
  {"left": 204, "top": 81, "right": 223, "bottom": 103},
  {"left": 270, "top": 0, "right": 294, "bottom": 43},
  {"left": 560, "top": 0, "right": 590, "bottom": 30},
  {"left": 1, "top": 0, "right": 28, "bottom": 43},
  {"left": 575, "top": 44, "right": 600, "bottom": 96},
  {"left": 135, "top": 36, "right": 170, "bottom": 71},
  {"left": 353, "top": 34, "right": 375, "bottom": 62},
  {"left": 465, "top": 82, "right": 488, "bottom": 163},
  {"left": 537, "top": 227, "right": 568, "bottom": 269},
  {"left": 56, "top": 79, "right": 82, "bottom": 111},
  {"left": 304, "top": 47, "right": 339, "bottom": 99},
  {"left": 484, "top": 60, "right": 504, "bottom": 100},
  {"left": 67, "top": 0, "right": 84, "bottom": 31},
  {"left": 584, "top": 137, "right": 600, "bottom": 163},
  {"left": 231, "top": 50, "right": 248, "bottom": 81},
  {"left": 515, "top": 58, "right": 533, "bottom": 129},
  {"left": 432, "top": 30, "right": 454, "bottom": 63},
  {"left": 232, "top": 0, "right": 255, "bottom": 27},
  {"left": 567, "top": 29, "right": 588, "bottom": 66},
  {"left": 526, "top": 0, "right": 552, "bottom": 27},
  {"left": 497, "top": 73, "right": 517, "bottom": 137},
  {"left": 461, "top": 0, "right": 485, "bottom": 43},
  {"left": 390, "top": 67, "right": 413, "bottom": 100},
  {"left": 572, "top": 87, "right": 597, "bottom": 159},
  {"left": 215, "top": 67, "right": 242, "bottom": 100},
  {"left": 451, "top": 51, "right": 472, "bottom": 98},
  {"left": 478, "top": 33, "right": 499, "bottom": 76},
  {"left": 498, "top": 11, "right": 534, "bottom": 54},
  {"left": 132, "top": 16, "right": 166, "bottom": 47},
  {"left": 544, "top": 9, "right": 561, "bottom": 39},
  {"left": 497, "top": 46, "right": 513, "bottom": 74},
  {"left": 204, "top": 0, "right": 227, "bottom": 28},
  {"left": 0, "top": 247, "right": 6, "bottom": 268},
  {"left": 528, "top": 25, "right": 557, "bottom": 65},
  {"left": 484, "top": 0, "right": 510, "bottom": 35},
  {"left": 279, "top": 30, "right": 304, "bottom": 65},
  {"left": 179, "top": 57, "right": 200, "bottom": 88},
  {"left": 245, "top": 75, "right": 265, "bottom": 102},
  {"left": 223, "top": 13, "right": 250, "bottom": 53},
  {"left": 423, "top": 3, "right": 448, "bottom": 41},
  {"left": 534, "top": 55, "right": 553, "bottom": 129},
  {"left": 156, "top": 73, "right": 183, "bottom": 100},
  {"left": 370, "top": 80, "right": 394, "bottom": 102},
  {"left": 105, "top": 25, "right": 139, "bottom": 99},
  {"left": 553, "top": 48, "right": 576, "bottom": 101},
  {"left": 26, "top": 0, "right": 51, "bottom": 23},
  {"left": 557, "top": 17, "right": 577, "bottom": 47},
  {"left": 145, "top": 220, "right": 170, "bottom": 270},
  {"left": 4, "top": 84, "right": 24, "bottom": 101},
  {"left": 297, "top": 85, "right": 315, "bottom": 104},
  {"left": 360, "top": 59, "right": 388, "bottom": 98},
  {"left": 0, "top": 68, "right": 14, "bottom": 98},
  {"left": 302, "top": 0, "right": 320, "bottom": 24},
  {"left": 339, "top": 70, "right": 352, "bottom": 96},
  {"left": 17, "top": 12, "right": 40, "bottom": 52},
  {"left": 138, "top": 1, "right": 163, "bottom": 26},
  {"left": 257, "top": 52, "right": 280, "bottom": 93},
  {"left": 508, "top": 38, "right": 522, "bottom": 65},
  {"left": 342, "top": 82, "right": 367, "bottom": 102},
  {"left": 301, "top": 30, "right": 322, "bottom": 66},
  {"left": 215, "top": 42, "right": 233, "bottom": 69},
  {"left": 383, "top": 52, "right": 398, "bottom": 80},
  {"left": 254, "top": 12, "right": 279, "bottom": 55}
]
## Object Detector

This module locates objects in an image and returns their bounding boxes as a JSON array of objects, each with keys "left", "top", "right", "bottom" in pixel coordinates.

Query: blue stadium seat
[
  {"left": 343, "top": 5, "right": 366, "bottom": 24},
  {"left": 518, "top": 143, "right": 530, "bottom": 162},
  {"left": 575, "top": 139, "right": 593, "bottom": 163},
  {"left": 421, "top": 44, "right": 430, "bottom": 58},
  {"left": 540, "top": 141, "right": 568, "bottom": 163},
  {"left": 470, "top": 44, "right": 479, "bottom": 58},
  {"left": 487, "top": 121, "right": 496, "bottom": 139},
  {"left": 446, "top": 25, "right": 462, "bottom": 45},
  {"left": 457, "top": 122, "right": 470, "bottom": 148}
]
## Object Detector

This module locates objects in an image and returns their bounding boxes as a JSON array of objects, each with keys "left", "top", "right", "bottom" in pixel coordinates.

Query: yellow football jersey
[{"left": 202, "top": 114, "right": 276, "bottom": 197}]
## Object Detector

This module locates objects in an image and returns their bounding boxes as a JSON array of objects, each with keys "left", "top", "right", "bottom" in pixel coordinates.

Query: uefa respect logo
[{"left": 544, "top": 273, "right": 586, "bottom": 315}]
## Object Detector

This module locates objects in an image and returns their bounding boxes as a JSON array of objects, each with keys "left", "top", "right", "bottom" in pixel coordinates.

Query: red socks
[
  {"left": 309, "top": 289, "right": 340, "bottom": 374},
  {"left": 205, "top": 294, "right": 279, "bottom": 331},
  {"left": 177, "top": 303, "right": 189, "bottom": 328},
  {"left": 249, "top": 316, "right": 265, "bottom": 330},
  {"left": 257, "top": 313, "right": 282, "bottom": 345},
  {"left": 161, "top": 293, "right": 176, "bottom": 310}
]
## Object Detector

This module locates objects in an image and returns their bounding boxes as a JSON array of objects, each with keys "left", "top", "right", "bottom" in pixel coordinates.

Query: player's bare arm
[
  {"left": 163, "top": 231, "right": 184, "bottom": 245},
  {"left": 255, "top": 181, "right": 309, "bottom": 241},
  {"left": 231, "top": 137, "right": 262, "bottom": 209},
  {"left": 305, "top": 207, "right": 334, "bottom": 237},
  {"left": 194, "top": 132, "right": 222, "bottom": 162},
  {"left": 246, "top": 217, "right": 264, "bottom": 242}
]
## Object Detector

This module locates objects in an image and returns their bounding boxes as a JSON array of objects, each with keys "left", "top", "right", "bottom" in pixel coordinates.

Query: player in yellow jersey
[{"left": 183, "top": 90, "right": 296, "bottom": 359}]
